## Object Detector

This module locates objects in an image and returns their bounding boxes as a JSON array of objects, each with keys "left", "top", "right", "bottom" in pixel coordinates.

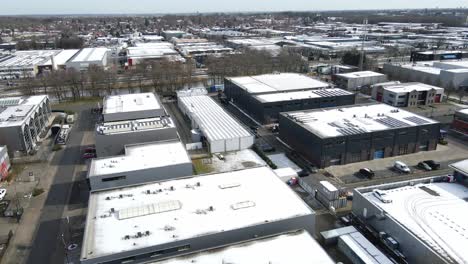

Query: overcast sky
[{"left": 1, "top": 0, "right": 467, "bottom": 15}]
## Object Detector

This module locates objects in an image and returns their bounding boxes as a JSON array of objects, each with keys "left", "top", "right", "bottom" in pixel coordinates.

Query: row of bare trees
[{"left": 205, "top": 49, "right": 308, "bottom": 84}]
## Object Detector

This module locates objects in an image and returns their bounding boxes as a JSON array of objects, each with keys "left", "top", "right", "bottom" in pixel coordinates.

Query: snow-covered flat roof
[
  {"left": 103, "top": 93, "right": 161, "bottom": 115},
  {"left": 382, "top": 82, "right": 444, "bottom": 93},
  {"left": 336, "top": 71, "right": 385, "bottom": 79},
  {"left": 71, "top": 47, "right": 108, "bottom": 62},
  {"left": 0, "top": 95, "right": 48, "bottom": 127},
  {"left": 449, "top": 159, "right": 468, "bottom": 176},
  {"left": 178, "top": 95, "right": 251, "bottom": 141},
  {"left": 153, "top": 230, "right": 333, "bottom": 264},
  {"left": 88, "top": 141, "right": 190, "bottom": 177},
  {"left": 284, "top": 103, "right": 438, "bottom": 138},
  {"left": 254, "top": 88, "right": 352, "bottom": 103},
  {"left": 363, "top": 182, "right": 468, "bottom": 264},
  {"left": 402, "top": 64, "right": 441, "bottom": 75},
  {"left": 227, "top": 73, "right": 330, "bottom": 94},
  {"left": 82, "top": 167, "right": 313, "bottom": 260},
  {"left": 96, "top": 116, "right": 174, "bottom": 135},
  {"left": 435, "top": 60, "right": 468, "bottom": 69},
  {"left": 41, "top": 49, "right": 80, "bottom": 66}
]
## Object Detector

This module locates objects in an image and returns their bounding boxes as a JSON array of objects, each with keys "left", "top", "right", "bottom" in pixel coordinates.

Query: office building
[
  {"left": 451, "top": 108, "right": 468, "bottom": 139},
  {"left": 0, "top": 95, "right": 51, "bottom": 156},
  {"left": 279, "top": 104, "right": 440, "bottom": 168},
  {"left": 371, "top": 82, "right": 444, "bottom": 107}
]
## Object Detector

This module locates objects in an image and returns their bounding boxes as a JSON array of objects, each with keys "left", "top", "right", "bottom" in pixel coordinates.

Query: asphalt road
[{"left": 26, "top": 107, "right": 90, "bottom": 264}]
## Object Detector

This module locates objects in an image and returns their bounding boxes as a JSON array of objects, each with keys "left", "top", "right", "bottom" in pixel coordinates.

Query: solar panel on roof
[
  {"left": 0, "top": 98, "right": 21, "bottom": 107},
  {"left": 375, "top": 117, "right": 410, "bottom": 128},
  {"left": 404, "top": 116, "right": 430, "bottom": 125}
]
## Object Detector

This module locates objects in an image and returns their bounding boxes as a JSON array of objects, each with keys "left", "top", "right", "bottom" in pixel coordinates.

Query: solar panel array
[
  {"left": 0, "top": 98, "right": 21, "bottom": 107},
  {"left": 101, "top": 117, "right": 171, "bottom": 134},
  {"left": 313, "top": 89, "right": 351, "bottom": 97},
  {"left": 375, "top": 116, "right": 410, "bottom": 128},
  {"left": 337, "top": 127, "right": 368, "bottom": 136},
  {"left": 404, "top": 116, "right": 431, "bottom": 125}
]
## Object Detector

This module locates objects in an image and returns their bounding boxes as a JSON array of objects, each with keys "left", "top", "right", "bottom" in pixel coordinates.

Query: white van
[
  {"left": 372, "top": 189, "right": 392, "bottom": 203},
  {"left": 394, "top": 161, "right": 411, "bottom": 173}
]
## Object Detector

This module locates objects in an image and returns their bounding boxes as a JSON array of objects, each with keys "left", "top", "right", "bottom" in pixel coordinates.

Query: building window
[{"left": 102, "top": 176, "right": 126, "bottom": 182}]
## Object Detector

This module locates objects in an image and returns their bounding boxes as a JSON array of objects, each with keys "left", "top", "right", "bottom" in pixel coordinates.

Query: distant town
[{"left": 0, "top": 8, "right": 468, "bottom": 264}]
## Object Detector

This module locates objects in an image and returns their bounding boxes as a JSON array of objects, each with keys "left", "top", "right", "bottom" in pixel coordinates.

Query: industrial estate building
[
  {"left": 0, "top": 49, "right": 79, "bottom": 79},
  {"left": 371, "top": 81, "right": 444, "bottom": 107},
  {"left": 451, "top": 108, "right": 468, "bottom": 139},
  {"left": 0, "top": 95, "right": 51, "bottom": 156},
  {"left": 154, "top": 230, "right": 334, "bottom": 264},
  {"left": 0, "top": 146, "right": 10, "bottom": 180},
  {"left": 279, "top": 103, "right": 440, "bottom": 168},
  {"left": 178, "top": 92, "right": 253, "bottom": 153},
  {"left": 225, "top": 73, "right": 356, "bottom": 123},
  {"left": 334, "top": 71, "right": 387, "bottom": 91},
  {"left": 96, "top": 93, "right": 178, "bottom": 157},
  {"left": 95, "top": 116, "right": 178, "bottom": 157},
  {"left": 410, "top": 50, "right": 468, "bottom": 62},
  {"left": 102, "top": 93, "right": 165, "bottom": 122},
  {"left": 383, "top": 60, "right": 468, "bottom": 91},
  {"left": 126, "top": 43, "right": 184, "bottom": 66},
  {"left": 321, "top": 226, "right": 392, "bottom": 264},
  {"left": 88, "top": 141, "right": 192, "bottom": 191},
  {"left": 65, "top": 47, "right": 108, "bottom": 71},
  {"left": 352, "top": 175, "right": 468, "bottom": 264},
  {"left": 81, "top": 167, "right": 316, "bottom": 264}
]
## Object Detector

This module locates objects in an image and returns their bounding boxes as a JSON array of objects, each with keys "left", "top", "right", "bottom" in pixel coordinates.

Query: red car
[{"left": 82, "top": 152, "right": 96, "bottom": 159}]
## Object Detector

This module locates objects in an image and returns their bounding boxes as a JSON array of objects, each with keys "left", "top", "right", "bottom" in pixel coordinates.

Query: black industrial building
[
  {"left": 225, "top": 73, "right": 355, "bottom": 123},
  {"left": 279, "top": 104, "right": 440, "bottom": 168},
  {"left": 410, "top": 50, "right": 468, "bottom": 62}
]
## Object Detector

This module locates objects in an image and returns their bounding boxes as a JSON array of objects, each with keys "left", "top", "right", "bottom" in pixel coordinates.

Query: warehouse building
[
  {"left": 178, "top": 93, "right": 253, "bottom": 153},
  {"left": 225, "top": 73, "right": 355, "bottom": 123},
  {"left": 279, "top": 103, "right": 440, "bottom": 168},
  {"left": 410, "top": 50, "right": 468, "bottom": 62},
  {"left": 66, "top": 47, "right": 108, "bottom": 71},
  {"left": 153, "top": 230, "right": 333, "bottom": 264},
  {"left": 383, "top": 62, "right": 468, "bottom": 91},
  {"left": 80, "top": 166, "right": 316, "bottom": 264},
  {"left": 449, "top": 159, "right": 468, "bottom": 183},
  {"left": 334, "top": 71, "right": 387, "bottom": 91},
  {"left": 88, "top": 140, "right": 192, "bottom": 191},
  {"left": 352, "top": 175, "right": 468, "bottom": 264},
  {"left": 102, "top": 93, "right": 165, "bottom": 122},
  {"left": 0, "top": 146, "right": 10, "bottom": 180},
  {"left": 126, "top": 43, "right": 184, "bottom": 66},
  {"left": 95, "top": 116, "right": 178, "bottom": 157},
  {"left": 0, "top": 95, "right": 51, "bottom": 156},
  {"left": 0, "top": 49, "right": 79, "bottom": 79},
  {"left": 451, "top": 108, "right": 468, "bottom": 139},
  {"left": 371, "top": 82, "right": 444, "bottom": 107}
]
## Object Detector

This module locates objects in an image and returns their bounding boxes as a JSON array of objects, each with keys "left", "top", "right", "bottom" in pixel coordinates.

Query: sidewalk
[{"left": 1, "top": 153, "right": 58, "bottom": 264}]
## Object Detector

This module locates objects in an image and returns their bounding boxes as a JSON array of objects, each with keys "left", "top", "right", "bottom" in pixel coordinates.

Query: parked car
[
  {"left": 259, "top": 143, "right": 275, "bottom": 152},
  {"left": 297, "top": 170, "right": 309, "bottom": 177},
  {"left": 372, "top": 189, "right": 392, "bottom": 203},
  {"left": 0, "top": 189, "right": 6, "bottom": 200},
  {"left": 358, "top": 168, "right": 375, "bottom": 179},
  {"left": 417, "top": 162, "right": 432, "bottom": 171},
  {"left": 82, "top": 152, "right": 96, "bottom": 159},
  {"left": 84, "top": 147, "right": 96, "bottom": 153},
  {"left": 394, "top": 161, "right": 411, "bottom": 173},
  {"left": 216, "top": 153, "right": 225, "bottom": 160},
  {"left": 423, "top": 160, "right": 440, "bottom": 170}
]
